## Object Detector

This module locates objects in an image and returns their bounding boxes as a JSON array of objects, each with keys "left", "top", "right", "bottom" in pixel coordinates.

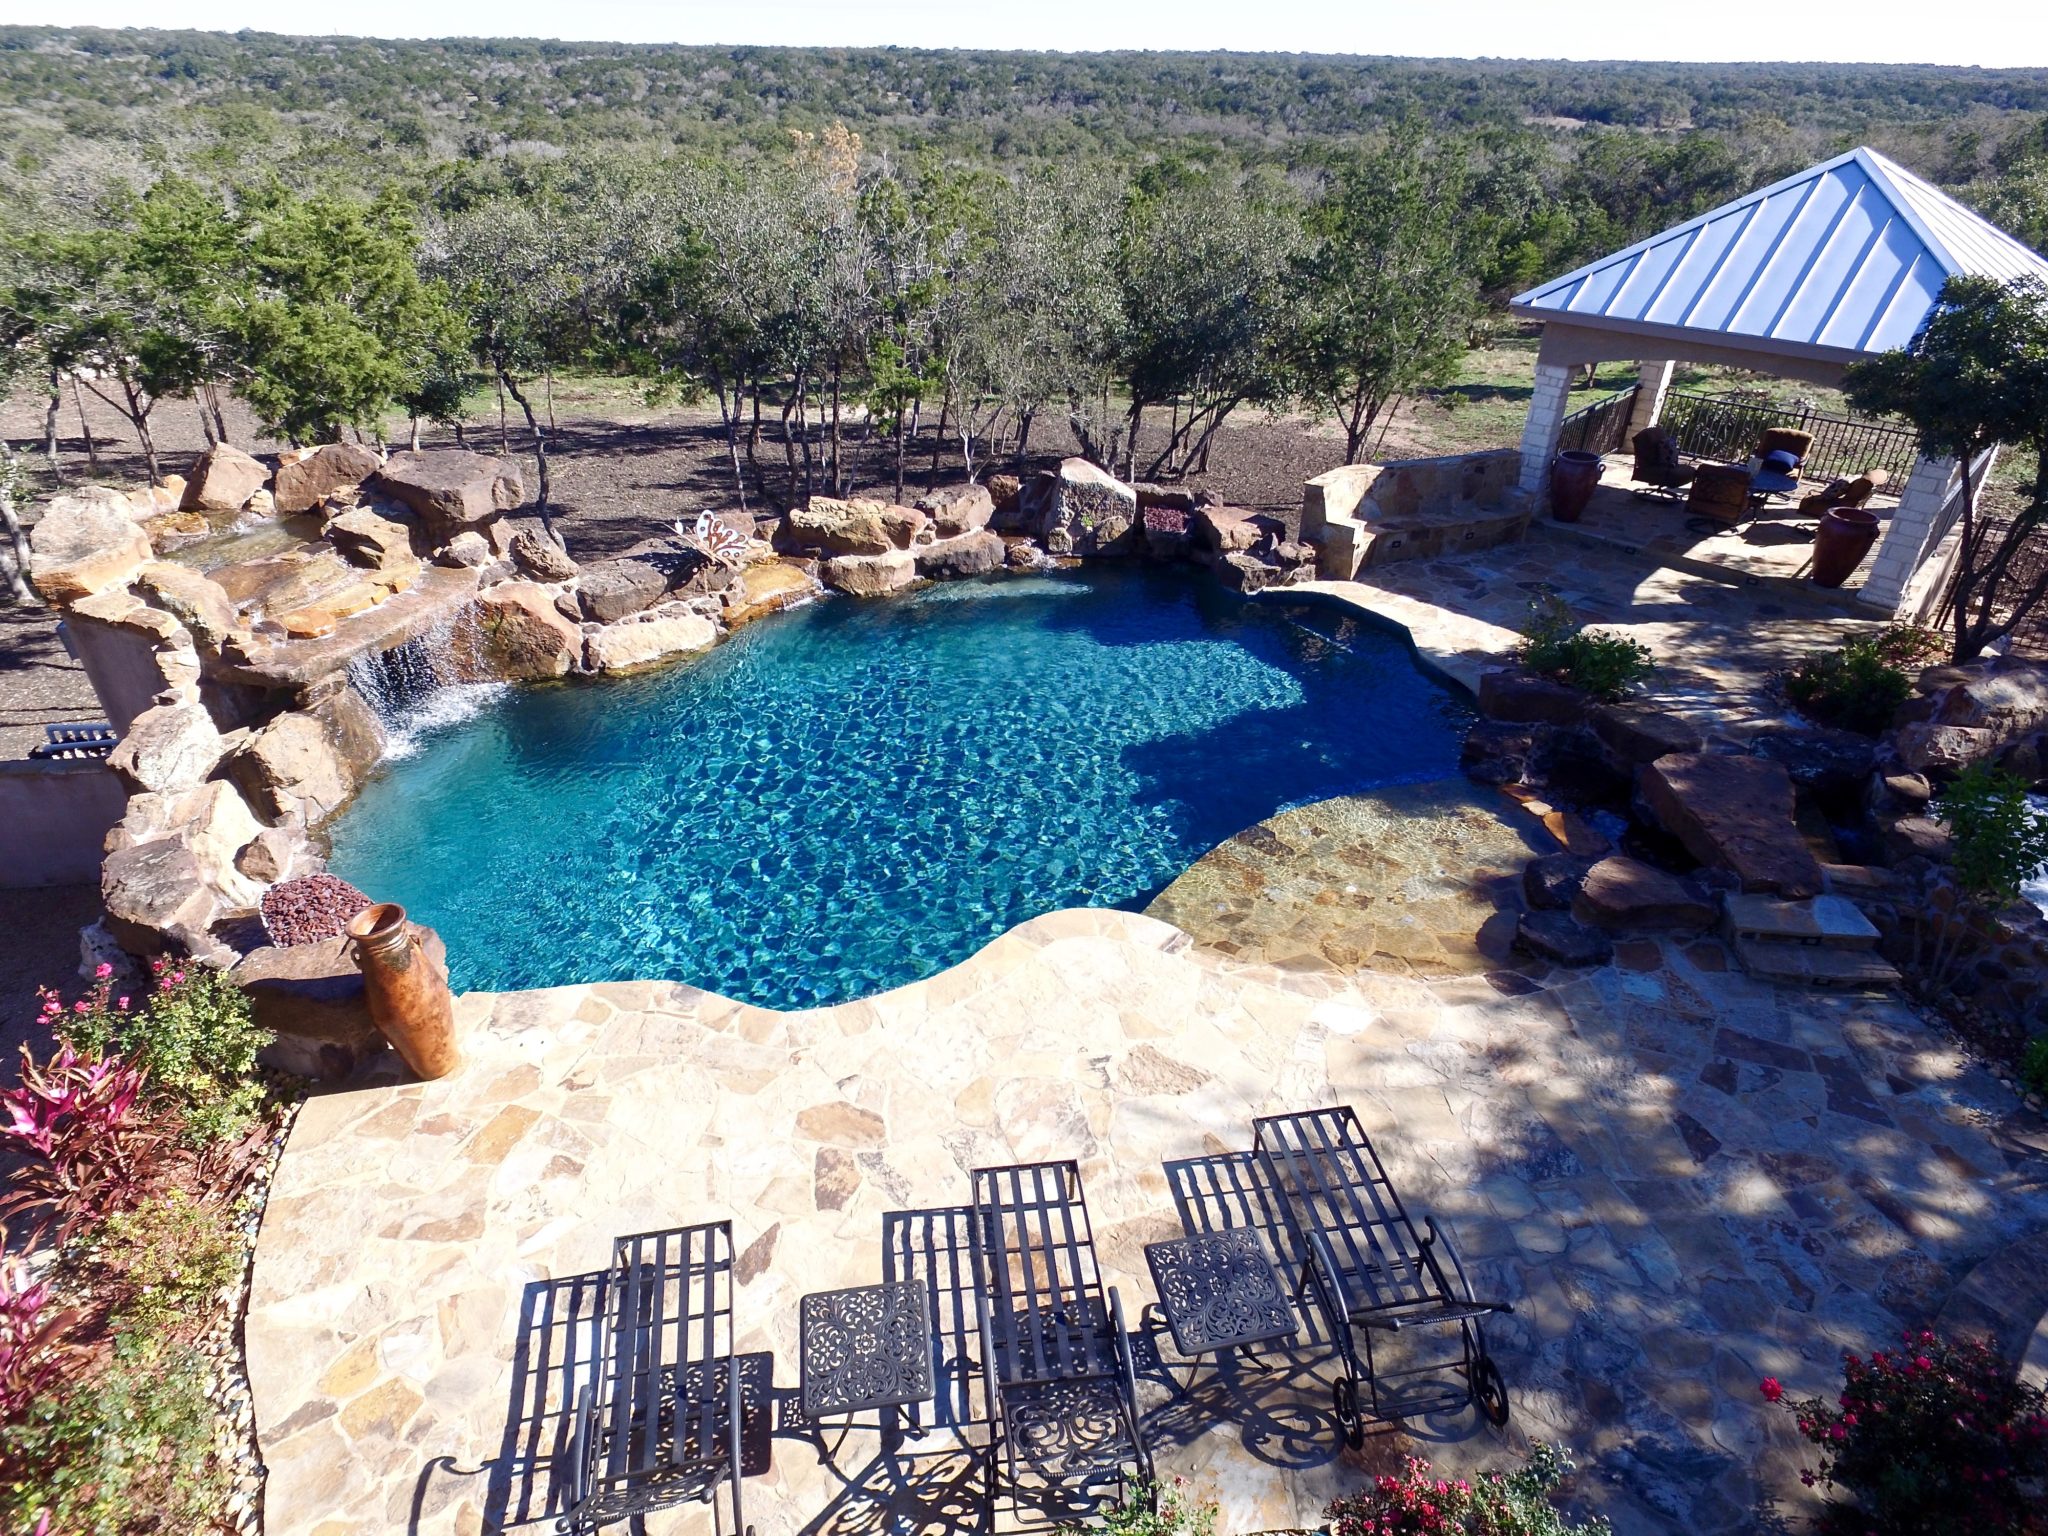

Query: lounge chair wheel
[
  {"left": 1472, "top": 1355, "right": 1509, "bottom": 1428},
  {"left": 1333, "top": 1375, "right": 1365, "bottom": 1448}
]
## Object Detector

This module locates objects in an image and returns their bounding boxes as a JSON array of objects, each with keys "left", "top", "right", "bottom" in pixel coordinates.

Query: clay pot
[
  {"left": 1549, "top": 450, "right": 1603, "bottom": 523},
  {"left": 1811, "top": 505, "right": 1881, "bottom": 588},
  {"left": 345, "top": 902, "right": 460, "bottom": 1079}
]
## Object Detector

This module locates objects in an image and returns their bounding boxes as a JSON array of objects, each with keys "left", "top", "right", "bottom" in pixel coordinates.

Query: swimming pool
[{"left": 327, "top": 567, "right": 1471, "bottom": 1008}]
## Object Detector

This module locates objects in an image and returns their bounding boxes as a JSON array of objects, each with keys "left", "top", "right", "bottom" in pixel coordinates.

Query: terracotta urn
[
  {"left": 1549, "top": 450, "right": 1603, "bottom": 523},
  {"left": 1810, "top": 505, "right": 1881, "bottom": 588},
  {"left": 345, "top": 901, "right": 461, "bottom": 1080}
]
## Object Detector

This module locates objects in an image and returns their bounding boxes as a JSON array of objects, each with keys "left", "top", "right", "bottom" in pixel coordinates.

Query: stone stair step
[
  {"left": 1723, "top": 892, "right": 1879, "bottom": 950},
  {"left": 1733, "top": 936, "right": 1899, "bottom": 987}
]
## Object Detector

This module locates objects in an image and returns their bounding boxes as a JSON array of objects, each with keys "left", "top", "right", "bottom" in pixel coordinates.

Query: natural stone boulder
[
  {"left": 1522, "top": 852, "right": 1594, "bottom": 911},
  {"left": 1638, "top": 752, "right": 1823, "bottom": 897},
  {"left": 1514, "top": 910, "right": 1614, "bottom": 967},
  {"left": 1134, "top": 482, "right": 1199, "bottom": 513},
  {"left": 28, "top": 490, "right": 154, "bottom": 604},
  {"left": 916, "top": 531, "right": 1005, "bottom": 580},
  {"left": 326, "top": 507, "right": 423, "bottom": 573},
  {"left": 234, "top": 826, "right": 310, "bottom": 884},
  {"left": 584, "top": 608, "right": 719, "bottom": 674},
  {"left": 881, "top": 505, "right": 929, "bottom": 549},
  {"left": 1478, "top": 669, "right": 1589, "bottom": 726},
  {"left": 1894, "top": 722, "right": 1996, "bottom": 777},
  {"left": 436, "top": 531, "right": 493, "bottom": 569},
  {"left": 180, "top": 444, "right": 270, "bottom": 513},
  {"left": 821, "top": 549, "right": 917, "bottom": 597},
  {"left": 985, "top": 474, "right": 1022, "bottom": 516},
  {"left": 108, "top": 702, "right": 227, "bottom": 796},
  {"left": 1005, "top": 540, "right": 1059, "bottom": 572},
  {"left": 1191, "top": 505, "right": 1271, "bottom": 557},
  {"left": 784, "top": 498, "right": 896, "bottom": 556},
  {"left": 1022, "top": 459, "right": 1138, "bottom": 557},
  {"left": 1883, "top": 814, "right": 1955, "bottom": 865},
  {"left": 572, "top": 559, "right": 668, "bottom": 623},
  {"left": 233, "top": 928, "right": 446, "bottom": 1081},
  {"left": 1461, "top": 720, "right": 1537, "bottom": 788},
  {"left": 133, "top": 562, "right": 237, "bottom": 652},
  {"left": 724, "top": 560, "right": 820, "bottom": 627},
  {"left": 274, "top": 442, "right": 381, "bottom": 514},
  {"left": 1212, "top": 551, "right": 1279, "bottom": 594},
  {"left": 1590, "top": 703, "right": 1702, "bottom": 766},
  {"left": 1749, "top": 726, "right": 1877, "bottom": 798},
  {"left": 509, "top": 527, "right": 578, "bottom": 582},
  {"left": 225, "top": 711, "right": 357, "bottom": 827},
  {"left": 102, "top": 837, "right": 214, "bottom": 956},
  {"left": 371, "top": 451, "right": 523, "bottom": 539},
  {"left": 917, "top": 483, "right": 995, "bottom": 537},
  {"left": 452, "top": 582, "right": 581, "bottom": 681},
  {"left": 1572, "top": 855, "right": 1716, "bottom": 931},
  {"left": 174, "top": 779, "right": 266, "bottom": 914}
]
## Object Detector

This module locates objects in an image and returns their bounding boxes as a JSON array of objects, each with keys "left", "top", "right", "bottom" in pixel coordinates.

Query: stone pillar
[
  {"left": 1858, "top": 454, "right": 1959, "bottom": 614},
  {"left": 1624, "top": 360, "right": 1676, "bottom": 444},
  {"left": 1517, "top": 359, "right": 1578, "bottom": 504}
]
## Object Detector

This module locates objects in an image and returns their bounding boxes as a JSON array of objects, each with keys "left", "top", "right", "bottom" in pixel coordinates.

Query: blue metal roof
[{"left": 1511, "top": 147, "right": 2048, "bottom": 360}]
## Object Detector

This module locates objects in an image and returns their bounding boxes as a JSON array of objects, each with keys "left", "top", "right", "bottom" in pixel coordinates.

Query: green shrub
[
  {"left": 1326, "top": 1442, "right": 1611, "bottom": 1536},
  {"left": 0, "top": 1341, "right": 224, "bottom": 1536},
  {"left": 1065, "top": 1482, "right": 1217, "bottom": 1536},
  {"left": 1781, "top": 626, "right": 1943, "bottom": 736},
  {"left": 2020, "top": 1037, "right": 2048, "bottom": 1099},
  {"left": 87, "top": 1190, "right": 243, "bottom": 1343},
  {"left": 1939, "top": 764, "right": 2048, "bottom": 907},
  {"left": 66, "top": 962, "right": 270, "bottom": 1147},
  {"left": 1518, "top": 597, "right": 1653, "bottom": 702}
]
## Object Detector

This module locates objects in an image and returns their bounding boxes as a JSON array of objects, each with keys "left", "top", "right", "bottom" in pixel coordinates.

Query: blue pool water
[{"left": 327, "top": 567, "right": 1471, "bottom": 1008}]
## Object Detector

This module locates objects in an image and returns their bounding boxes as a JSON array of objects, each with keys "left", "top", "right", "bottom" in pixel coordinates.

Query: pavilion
[{"left": 1510, "top": 146, "right": 2048, "bottom": 617}]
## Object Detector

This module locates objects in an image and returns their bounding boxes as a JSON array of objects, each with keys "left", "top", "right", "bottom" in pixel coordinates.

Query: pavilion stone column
[
  {"left": 1517, "top": 360, "right": 1577, "bottom": 504},
  {"left": 1624, "top": 361, "right": 1676, "bottom": 443},
  {"left": 1857, "top": 454, "right": 1957, "bottom": 614}
]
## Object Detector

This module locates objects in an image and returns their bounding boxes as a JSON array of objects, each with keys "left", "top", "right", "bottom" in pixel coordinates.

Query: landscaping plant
[
  {"left": 1517, "top": 596, "right": 1654, "bottom": 702},
  {"left": 0, "top": 1043, "right": 173, "bottom": 1246},
  {"left": 1760, "top": 1331, "right": 2048, "bottom": 1535},
  {"left": 2021, "top": 1035, "right": 2048, "bottom": 1100},
  {"left": 1065, "top": 1481, "right": 1218, "bottom": 1536},
  {"left": 1781, "top": 626, "right": 1944, "bottom": 736},
  {"left": 1908, "top": 764, "right": 2048, "bottom": 993},
  {"left": 1325, "top": 1442, "right": 1611, "bottom": 1536}
]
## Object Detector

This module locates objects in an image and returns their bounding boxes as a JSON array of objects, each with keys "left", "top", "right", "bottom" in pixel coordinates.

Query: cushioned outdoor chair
[
  {"left": 1757, "top": 427, "right": 1815, "bottom": 466},
  {"left": 1687, "top": 462, "right": 1754, "bottom": 525},
  {"left": 1629, "top": 428, "right": 1695, "bottom": 499},
  {"left": 1798, "top": 469, "right": 1889, "bottom": 517}
]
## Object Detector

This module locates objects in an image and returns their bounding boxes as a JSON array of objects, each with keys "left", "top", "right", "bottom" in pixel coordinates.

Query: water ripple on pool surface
[{"left": 327, "top": 566, "right": 1473, "bottom": 1009}]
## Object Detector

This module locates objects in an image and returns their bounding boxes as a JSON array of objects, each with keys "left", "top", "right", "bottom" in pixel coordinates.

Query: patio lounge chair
[
  {"left": 1629, "top": 428, "right": 1695, "bottom": 499},
  {"left": 1799, "top": 470, "right": 1889, "bottom": 517},
  {"left": 1253, "top": 1106, "right": 1512, "bottom": 1446},
  {"left": 969, "top": 1160, "right": 1154, "bottom": 1523},
  {"left": 1756, "top": 427, "right": 1815, "bottom": 467},
  {"left": 1687, "top": 462, "right": 1754, "bottom": 524},
  {"left": 563, "top": 1222, "right": 766, "bottom": 1535}
]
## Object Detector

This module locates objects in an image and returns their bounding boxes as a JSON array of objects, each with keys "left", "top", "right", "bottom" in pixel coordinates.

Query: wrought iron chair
[
  {"left": 968, "top": 1160, "right": 1154, "bottom": 1526},
  {"left": 561, "top": 1222, "right": 767, "bottom": 1535},
  {"left": 1253, "top": 1106, "right": 1512, "bottom": 1447},
  {"left": 1628, "top": 428, "right": 1695, "bottom": 500}
]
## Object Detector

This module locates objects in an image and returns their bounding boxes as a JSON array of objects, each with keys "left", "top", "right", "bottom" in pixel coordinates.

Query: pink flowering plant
[
  {"left": 0, "top": 1042, "right": 172, "bottom": 1247},
  {"left": 0, "top": 1248, "right": 75, "bottom": 1428},
  {"left": 1325, "top": 1443, "right": 1610, "bottom": 1536},
  {"left": 1761, "top": 1331, "right": 2048, "bottom": 1535}
]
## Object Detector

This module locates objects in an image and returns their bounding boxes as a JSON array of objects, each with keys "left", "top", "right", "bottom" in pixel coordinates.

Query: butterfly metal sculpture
[{"left": 678, "top": 511, "right": 751, "bottom": 569}]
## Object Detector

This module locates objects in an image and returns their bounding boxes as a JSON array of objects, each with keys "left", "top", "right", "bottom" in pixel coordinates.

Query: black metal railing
[
  {"left": 1657, "top": 389, "right": 1921, "bottom": 484},
  {"left": 1556, "top": 386, "right": 1640, "bottom": 457}
]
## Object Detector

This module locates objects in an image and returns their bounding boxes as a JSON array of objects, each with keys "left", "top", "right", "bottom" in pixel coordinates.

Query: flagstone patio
[{"left": 246, "top": 887, "right": 2048, "bottom": 1536}]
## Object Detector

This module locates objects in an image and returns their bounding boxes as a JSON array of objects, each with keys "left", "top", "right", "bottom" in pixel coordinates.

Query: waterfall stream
[{"left": 345, "top": 622, "right": 508, "bottom": 762}]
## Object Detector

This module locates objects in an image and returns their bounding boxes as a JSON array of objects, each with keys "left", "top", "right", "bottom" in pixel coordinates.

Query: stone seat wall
[{"left": 1303, "top": 448, "right": 1532, "bottom": 579}]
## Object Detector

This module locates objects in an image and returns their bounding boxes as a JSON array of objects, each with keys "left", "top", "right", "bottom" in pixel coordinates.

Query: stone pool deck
[{"left": 247, "top": 900, "right": 2048, "bottom": 1536}]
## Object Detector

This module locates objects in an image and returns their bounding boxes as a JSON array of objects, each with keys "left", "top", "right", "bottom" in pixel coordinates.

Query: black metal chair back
[{"left": 969, "top": 1160, "right": 1118, "bottom": 1387}]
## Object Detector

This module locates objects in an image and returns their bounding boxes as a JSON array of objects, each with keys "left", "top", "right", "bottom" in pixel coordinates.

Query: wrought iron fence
[
  {"left": 1657, "top": 389, "right": 1921, "bottom": 484},
  {"left": 1556, "top": 386, "right": 1639, "bottom": 457},
  {"left": 1933, "top": 506, "right": 2048, "bottom": 661}
]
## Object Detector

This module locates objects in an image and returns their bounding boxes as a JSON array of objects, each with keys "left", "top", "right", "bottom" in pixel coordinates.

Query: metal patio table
[
  {"left": 799, "top": 1279, "right": 936, "bottom": 1430},
  {"left": 1142, "top": 1228, "right": 1298, "bottom": 1385}
]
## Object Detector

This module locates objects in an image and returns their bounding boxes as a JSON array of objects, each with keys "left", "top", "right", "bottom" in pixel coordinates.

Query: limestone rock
[
  {"left": 233, "top": 935, "right": 444, "bottom": 1082},
  {"left": 881, "top": 505, "right": 929, "bottom": 549},
  {"left": 451, "top": 582, "right": 581, "bottom": 680},
  {"left": 821, "top": 549, "right": 917, "bottom": 597},
  {"left": 274, "top": 442, "right": 381, "bottom": 514},
  {"left": 1462, "top": 720, "right": 1537, "bottom": 788},
  {"left": 1884, "top": 815, "right": 1955, "bottom": 865},
  {"left": 133, "top": 562, "right": 237, "bottom": 652},
  {"left": 724, "top": 560, "right": 821, "bottom": 627},
  {"left": 28, "top": 490, "right": 154, "bottom": 604},
  {"left": 1514, "top": 910, "right": 1614, "bottom": 967},
  {"left": 915, "top": 531, "right": 1005, "bottom": 580},
  {"left": 326, "top": 508, "right": 423, "bottom": 573},
  {"left": 583, "top": 608, "right": 719, "bottom": 674},
  {"left": 1522, "top": 852, "right": 1594, "bottom": 911},
  {"left": 225, "top": 711, "right": 358, "bottom": 828},
  {"left": 1212, "top": 551, "right": 1278, "bottom": 594},
  {"left": 985, "top": 473, "right": 1022, "bottom": 515},
  {"left": 371, "top": 451, "right": 523, "bottom": 539},
  {"left": 784, "top": 497, "right": 896, "bottom": 556},
  {"left": 572, "top": 558, "right": 668, "bottom": 623},
  {"left": 108, "top": 702, "right": 226, "bottom": 796},
  {"left": 1191, "top": 505, "right": 1272, "bottom": 557},
  {"left": 173, "top": 779, "right": 266, "bottom": 913},
  {"left": 1895, "top": 722, "right": 1996, "bottom": 777},
  {"left": 917, "top": 483, "right": 995, "bottom": 537},
  {"left": 1638, "top": 752, "right": 1823, "bottom": 897},
  {"left": 1590, "top": 703, "right": 1702, "bottom": 766},
  {"left": 1749, "top": 726, "right": 1877, "bottom": 797},
  {"left": 509, "top": 528, "right": 578, "bottom": 582},
  {"left": 180, "top": 444, "right": 270, "bottom": 513},
  {"left": 1022, "top": 459, "right": 1138, "bottom": 557},
  {"left": 102, "top": 837, "right": 214, "bottom": 956},
  {"left": 1572, "top": 855, "right": 1716, "bottom": 931},
  {"left": 436, "top": 531, "right": 493, "bottom": 569},
  {"left": 1479, "top": 668, "right": 1589, "bottom": 726},
  {"left": 1005, "top": 539, "right": 1058, "bottom": 572},
  {"left": 235, "top": 826, "right": 311, "bottom": 884}
]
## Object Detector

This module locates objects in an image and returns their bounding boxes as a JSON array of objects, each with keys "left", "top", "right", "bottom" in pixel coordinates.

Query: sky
[{"left": 6, "top": 0, "right": 2047, "bottom": 66}]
